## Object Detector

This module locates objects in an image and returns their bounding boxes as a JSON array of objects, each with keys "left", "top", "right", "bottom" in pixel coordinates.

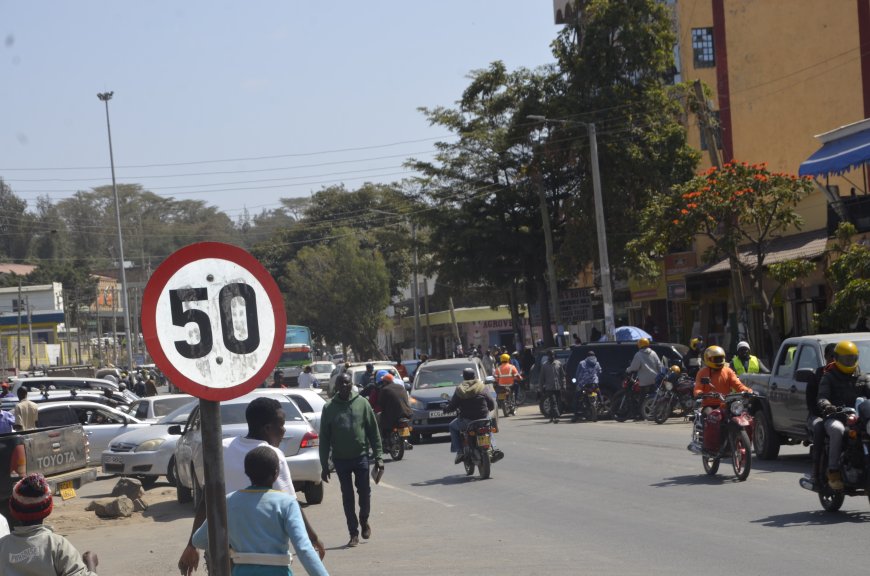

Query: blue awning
[{"left": 799, "top": 125, "right": 870, "bottom": 177}]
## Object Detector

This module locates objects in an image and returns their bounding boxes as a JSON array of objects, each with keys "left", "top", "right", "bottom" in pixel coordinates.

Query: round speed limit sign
[{"left": 141, "top": 242, "right": 287, "bottom": 401}]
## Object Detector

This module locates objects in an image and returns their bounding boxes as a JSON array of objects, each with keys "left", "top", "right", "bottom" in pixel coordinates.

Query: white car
[
  {"left": 271, "top": 389, "right": 325, "bottom": 433},
  {"left": 127, "top": 394, "right": 195, "bottom": 423},
  {"left": 101, "top": 400, "right": 197, "bottom": 488},
  {"left": 308, "top": 361, "right": 336, "bottom": 388},
  {"left": 35, "top": 401, "right": 150, "bottom": 454}
]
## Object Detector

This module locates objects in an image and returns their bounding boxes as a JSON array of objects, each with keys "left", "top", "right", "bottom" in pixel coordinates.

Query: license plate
[
  {"left": 399, "top": 428, "right": 410, "bottom": 437},
  {"left": 497, "top": 392, "right": 508, "bottom": 400},
  {"left": 477, "top": 436, "right": 491, "bottom": 447},
  {"left": 588, "top": 392, "right": 597, "bottom": 398},
  {"left": 58, "top": 480, "right": 77, "bottom": 501},
  {"left": 105, "top": 455, "right": 123, "bottom": 464}
]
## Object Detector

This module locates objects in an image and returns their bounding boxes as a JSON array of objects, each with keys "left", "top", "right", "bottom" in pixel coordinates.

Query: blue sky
[{"left": 1, "top": 2, "right": 560, "bottom": 219}]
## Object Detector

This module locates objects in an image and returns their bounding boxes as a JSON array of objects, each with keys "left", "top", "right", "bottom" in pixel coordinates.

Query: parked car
[
  {"left": 326, "top": 362, "right": 402, "bottom": 398},
  {"left": 10, "top": 376, "right": 139, "bottom": 404},
  {"left": 408, "top": 357, "right": 497, "bottom": 442},
  {"left": 274, "top": 388, "right": 325, "bottom": 433},
  {"left": 1, "top": 389, "right": 133, "bottom": 412},
  {"left": 170, "top": 391, "right": 323, "bottom": 505},
  {"left": 308, "top": 361, "right": 336, "bottom": 388},
  {"left": 34, "top": 401, "right": 150, "bottom": 454},
  {"left": 101, "top": 400, "right": 197, "bottom": 488},
  {"left": 127, "top": 394, "right": 195, "bottom": 423}
]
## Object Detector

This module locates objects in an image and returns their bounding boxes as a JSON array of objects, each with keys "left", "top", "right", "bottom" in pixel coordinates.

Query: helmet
[
  {"left": 380, "top": 373, "right": 394, "bottom": 385},
  {"left": 637, "top": 338, "right": 650, "bottom": 349},
  {"left": 690, "top": 337, "right": 703, "bottom": 351},
  {"left": 736, "top": 341, "right": 750, "bottom": 353},
  {"left": 337, "top": 373, "right": 352, "bottom": 386},
  {"left": 834, "top": 340, "right": 859, "bottom": 375},
  {"left": 500, "top": 354, "right": 510, "bottom": 363},
  {"left": 703, "top": 346, "right": 726, "bottom": 369},
  {"left": 462, "top": 367, "right": 476, "bottom": 381},
  {"left": 375, "top": 369, "right": 389, "bottom": 383},
  {"left": 670, "top": 365, "right": 681, "bottom": 374}
]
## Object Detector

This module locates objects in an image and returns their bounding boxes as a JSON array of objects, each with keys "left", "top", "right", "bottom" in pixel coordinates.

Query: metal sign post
[{"left": 141, "top": 242, "right": 286, "bottom": 576}]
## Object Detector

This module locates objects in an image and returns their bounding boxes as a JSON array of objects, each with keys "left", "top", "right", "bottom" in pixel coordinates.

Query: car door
[
  {"left": 174, "top": 407, "right": 201, "bottom": 490},
  {"left": 788, "top": 343, "right": 822, "bottom": 432},
  {"left": 36, "top": 406, "right": 77, "bottom": 428},
  {"left": 74, "top": 406, "right": 136, "bottom": 454},
  {"left": 768, "top": 342, "right": 799, "bottom": 432},
  {"left": 284, "top": 393, "right": 320, "bottom": 432}
]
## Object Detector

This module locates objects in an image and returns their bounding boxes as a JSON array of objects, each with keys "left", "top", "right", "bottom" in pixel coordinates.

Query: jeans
[
  {"left": 449, "top": 417, "right": 496, "bottom": 452},
  {"left": 824, "top": 418, "right": 846, "bottom": 471},
  {"left": 333, "top": 455, "right": 371, "bottom": 537}
]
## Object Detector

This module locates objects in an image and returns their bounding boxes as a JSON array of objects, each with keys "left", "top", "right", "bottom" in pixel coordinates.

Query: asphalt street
[{"left": 58, "top": 404, "right": 869, "bottom": 576}]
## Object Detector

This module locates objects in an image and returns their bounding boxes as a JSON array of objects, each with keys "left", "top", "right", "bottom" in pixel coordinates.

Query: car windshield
[
  {"left": 157, "top": 400, "right": 197, "bottom": 425},
  {"left": 152, "top": 396, "right": 195, "bottom": 417},
  {"left": 414, "top": 366, "right": 469, "bottom": 389},
  {"left": 312, "top": 363, "right": 335, "bottom": 374}
]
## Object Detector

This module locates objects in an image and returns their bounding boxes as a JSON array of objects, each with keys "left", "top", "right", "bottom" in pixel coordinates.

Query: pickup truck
[
  {"left": 0, "top": 425, "right": 98, "bottom": 522},
  {"left": 740, "top": 332, "right": 870, "bottom": 460}
]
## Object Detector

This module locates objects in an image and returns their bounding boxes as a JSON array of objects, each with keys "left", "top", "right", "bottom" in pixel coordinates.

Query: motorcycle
[
  {"left": 496, "top": 384, "right": 517, "bottom": 418},
  {"left": 383, "top": 418, "right": 412, "bottom": 461},
  {"left": 458, "top": 418, "right": 497, "bottom": 479},
  {"left": 800, "top": 399, "right": 870, "bottom": 512},
  {"left": 571, "top": 378, "right": 601, "bottom": 422},
  {"left": 688, "top": 391, "right": 756, "bottom": 481},
  {"left": 650, "top": 371, "right": 695, "bottom": 424},
  {"left": 611, "top": 373, "right": 651, "bottom": 422}
]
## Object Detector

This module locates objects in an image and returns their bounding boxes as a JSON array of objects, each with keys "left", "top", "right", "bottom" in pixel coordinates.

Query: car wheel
[
  {"left": 752, "top": 409, "right": 781, "bottom": 460},
  {"left": 167, "top": 456, "right": 178, "bottom": 487},
  {"left": 191, "top": 467, "right": 203, "bottom": 508},
  {"left": 304, "top": 482, "right": 324, "bottom": 505},
  {"left": 175, "top": 474, "right": 192, "bottom": 504}
]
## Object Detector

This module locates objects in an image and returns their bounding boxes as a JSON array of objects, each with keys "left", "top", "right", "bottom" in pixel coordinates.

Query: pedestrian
[
  {"left": 272, "top": 369, "right": 286, "bottom": 388},
  {"left": 144, "top": 377, "right": 158, "bottom": 397},
  {"left": 192, "top": 446, "right": 329, "bottom": 576},
  {"left": 572, "top": 333, "right": 583, "bottom": 346},
  {"left": 0, "top": 473, "right": 99, "bottom": 574},
  {"left": 13, "top": 386, "right": 38, "bottom": 431},
  {"left": 0, "top": 380, "right": 10, "bottom": 398},
  {"left": 319, "top": 373, "right": 384, "bottom": 548},
  {"left": 298, "top": 365, "right": 318, "bottom": 389},
  {"left": 178, "top": 397, "right": 325, "bottom": 575},
  {"left": 572, "top": 350, "right": 602, "bottom": 422},
  {"left": 540, "top": 349, "right": 566, "bottom": 423},
  {"left": 394, "top": 358, "right": 409, "bottom": 380}
]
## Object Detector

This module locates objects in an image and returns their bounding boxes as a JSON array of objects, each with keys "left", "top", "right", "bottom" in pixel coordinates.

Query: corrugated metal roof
[
  {"left": 694, "top": 229, "right": 828, "bottom": 275},
  {"left": 0, "top": 263, "right": 36, "bottom": 275}
]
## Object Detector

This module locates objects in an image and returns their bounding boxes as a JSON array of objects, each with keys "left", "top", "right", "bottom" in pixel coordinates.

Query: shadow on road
[
  {"left": 650, "top": 473, "right": 741, "bottom": 487},
  {"left": 751, "top": 509, "right": 870, "bottom": 527},
  {"left": 142, "top": 499, "right": 194, "bottom": 523},
  {"left": 411, "top": 474, "right": 487, "bottom": 487}
]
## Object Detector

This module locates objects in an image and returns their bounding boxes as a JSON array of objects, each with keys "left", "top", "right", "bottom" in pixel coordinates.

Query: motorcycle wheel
[
  {"left": 502, "top": 399, "right": 511, "bottom": 418},
  {"left": 597, "top": 392, "right": 611, "bottom": 419},
  {"left": 611, "top": 390, "right": 630, "bottom": 422},
  {"left": 653, "top": 398, "right": 671, "bottom": 425},
  {"left": 586, "top": 399, "right": 598, "bottom": 422},
  {"left": 702, "top": 455, "right": 720, "bottom": 476},
  {"left": 641, "top": 396, "right": 656, "bottom": 421},
  {"left": 731, "top": 430, "right": 752, "bottom": 481},
  {"left": 477, "top": 449, "right": 491, "bottom": 480},
  {"left": 463, "top": 454, "right": 475, "bottom": 476},
  {"left": 539, "top": 395, "right": 552, "bottom": 417},
  {"left": 389, "top": 432, "right": 404, "bottom": 461},
  {"left": 818, "top": 452, "right": 845, "bottom": 512}
]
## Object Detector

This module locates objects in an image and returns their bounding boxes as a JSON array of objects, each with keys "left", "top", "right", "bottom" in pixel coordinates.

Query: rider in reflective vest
[{"left": 730, "top": 341, "right": 767, "bottom": 376}]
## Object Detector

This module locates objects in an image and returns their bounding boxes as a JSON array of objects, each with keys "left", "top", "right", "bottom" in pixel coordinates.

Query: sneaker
[
  {"left": 347, "top": 535, "right": 360, "bottom": 547},
  {"left": 827, "top": 469, "right": 844, "bottom": 491},
  {"left": 361, "top": 522, "right": 371, "bottom": 540},
  {"left": 454, "top": 452, "right": 463, "bottom": 465},
  {"left": 552, "top": 417, "right": 559, "bottom": 423},
  {"left": 491, "top": 449, "right": 504, "bottom": 463}
]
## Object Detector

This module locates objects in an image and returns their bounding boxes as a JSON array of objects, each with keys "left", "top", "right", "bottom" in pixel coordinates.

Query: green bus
[{"left": 277, "top": 325, "right": 313, "bottom": 385}]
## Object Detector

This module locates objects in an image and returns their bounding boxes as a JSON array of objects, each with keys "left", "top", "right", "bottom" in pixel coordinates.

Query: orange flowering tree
[{"left": 629, "top": 161, "right": 814, "bottom": 347}]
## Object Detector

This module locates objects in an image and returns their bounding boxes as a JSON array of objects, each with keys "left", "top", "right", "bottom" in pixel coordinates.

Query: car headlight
[
  {"left": 409, "top": 397, "right": 424, "bottom": 409},
  {"left": 134, "top": 438, "right": 166, "bottom": 452},
  {"left": 730, "top": 401, "right": 744, "bottom": 416}
]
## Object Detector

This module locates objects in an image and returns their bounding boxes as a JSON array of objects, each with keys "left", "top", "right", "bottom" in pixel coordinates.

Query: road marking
[{"left": 379, "top": 482, "right": 455, "bottom": 508}]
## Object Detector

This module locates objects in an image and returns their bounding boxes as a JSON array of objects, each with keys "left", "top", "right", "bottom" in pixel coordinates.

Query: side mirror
[
  {"left": 795, "top": 368, "right": 815, "bottom": 383},
  {"left": 168, "top": 424, "right": 182, "bottom": 435}
]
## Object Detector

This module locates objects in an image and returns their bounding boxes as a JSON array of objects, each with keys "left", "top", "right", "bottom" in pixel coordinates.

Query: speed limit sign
[{"left": 141, "top": 242, "right": 287, "bottom": 401}]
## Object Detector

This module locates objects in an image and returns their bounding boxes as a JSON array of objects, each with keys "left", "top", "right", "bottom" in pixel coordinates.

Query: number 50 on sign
[{"left": 141, "top": 243, "right": 287, "bottom": 401}]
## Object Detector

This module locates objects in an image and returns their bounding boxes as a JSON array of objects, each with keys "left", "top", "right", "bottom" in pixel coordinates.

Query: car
[
  {"left": 127, "top": 394, "right": 195, "bottom": 423},
  {"left": 1, "top": 388, "right": 134, "bottom": 412},
  {"left": 10, "top": 376, "right": 140, "bottom": 404},
  {"left": 326, "top": 361, "right": 402, "bottom": 398},
  {"left": 275, "top": 388, "right": 325, "bottom": 433},
  {"left": 34, "top": 400, "right": 151, "bottom": 454},
  {"left": 407, "top": 357, "right": 497, "bottom": 442},
  {"left": 308, "top": 361, "right": 336, "bottom": 388},
  {"left": 170, "top": 391, "right": 323, "bottom": 505},
  {"left": 101, "top": 400, "right": 197, "bottom": 488}
]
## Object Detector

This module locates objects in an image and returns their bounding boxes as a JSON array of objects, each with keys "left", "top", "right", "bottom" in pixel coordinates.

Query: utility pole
[
  {"left": 448, "top": 297, "right": 462, "bottom": 357},
  {"left": 27, "top": 297, "right": 34, "bottom": 370},
  {"left": 535, "top": 166, "right": 562, "bottom": 346},
  {"left": 411, "top": 222, "right": 421, "bottom": 359},
  {"left": 423, "top": 278, "right": 432, "bottom": 356},
  {"left": 16, "top": 281, "right": 22, "bottom": 372}
]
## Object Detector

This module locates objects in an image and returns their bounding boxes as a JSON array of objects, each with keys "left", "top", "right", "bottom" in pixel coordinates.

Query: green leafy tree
[
  {"left": 629, "top": 161, "right": 814, "bottom": 349},
  {"left": 820, "top": 222, "right": 870, "bottom": 330},
  {"left": 0, "top": 179, "right": 36, "bottom": 261}
]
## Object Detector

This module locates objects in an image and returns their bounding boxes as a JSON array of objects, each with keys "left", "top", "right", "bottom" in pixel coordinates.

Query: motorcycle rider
[
  {"left": 815, "top": 340, "right": 870, "bottom": 491},
  {"left": 684, "top": 337, "right": 705, "bottom": 379},
  {"left": 572, "top": 350, "right": 602, "bottom": 423},
  {"left": 730, "top": 341, "right": 769, "bottom": 376},
  {"left": 804, "top": 343, "right": 837, "bottom": 490},
  {"left": 361, "top": 369, "right": 389, "bottom": 414},
  {"left": 690, "top": 346, "right": 753, "bottom": 450},
  {"left": 625, "top": 338, "right": 663, "bottom": 420},
  {"left": 376, "top": 373, "right": 413, "bottom": 444},
  {"left": 445, "top": 367, "right": 503, "bottom": 464},
  {"left": 494, "top": 353, "right": 521, "bottom": 410}
]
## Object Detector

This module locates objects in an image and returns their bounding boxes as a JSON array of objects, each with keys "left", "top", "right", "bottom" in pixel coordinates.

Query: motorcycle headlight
[
  {"left": 664, "top": 381, "right": 673, "bottom": 391},
  {"left": 730, "top": 401, "right": 745, "bottom": 416},
  {"left": 134, "top": 438, "right": 166, "bottom": 452},
  {"left": 846, "top": 413, "right": 858, "bottom": 427}
]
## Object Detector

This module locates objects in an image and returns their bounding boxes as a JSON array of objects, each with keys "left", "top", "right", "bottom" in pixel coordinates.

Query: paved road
[{"left": 59, "top": 404, "right": 870, "bottom": 575}]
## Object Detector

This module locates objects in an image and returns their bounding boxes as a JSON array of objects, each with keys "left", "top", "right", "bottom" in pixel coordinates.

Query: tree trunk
[
  {"left": 538, "top": 278, "right": 555, "bottom": 348},
  {"left": 748, "top": 272, "right": 782, "bottom": 363}
]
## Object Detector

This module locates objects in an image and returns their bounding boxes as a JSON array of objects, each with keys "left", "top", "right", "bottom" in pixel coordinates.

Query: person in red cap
[
  {"left": 0, "top": 473, "right": 99, "bottom": 574},
  {"left": 0, "top": 380, "right": 10, "bottom": 398}
]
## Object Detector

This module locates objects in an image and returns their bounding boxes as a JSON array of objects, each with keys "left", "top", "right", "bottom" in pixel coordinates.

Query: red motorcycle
[
  {"left": 688, "top": 391, "right": 757, "bottom": 481},
  {"left": 651, "top": 372, "right": 695, "bottom": 424}
]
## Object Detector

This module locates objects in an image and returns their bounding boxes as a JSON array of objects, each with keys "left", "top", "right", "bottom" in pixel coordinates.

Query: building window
[{"left": 691, "top": 27, "right": 715, "bottom": 68}]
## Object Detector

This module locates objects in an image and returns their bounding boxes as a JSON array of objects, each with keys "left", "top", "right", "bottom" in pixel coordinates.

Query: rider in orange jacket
[{"left": 693, "top": 345, "right": 753, "bottom": 408}]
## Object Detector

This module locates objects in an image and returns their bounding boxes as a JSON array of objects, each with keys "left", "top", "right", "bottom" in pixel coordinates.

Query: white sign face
[{"left": 142, "top": 243, "right": 286, "bottom": 401}]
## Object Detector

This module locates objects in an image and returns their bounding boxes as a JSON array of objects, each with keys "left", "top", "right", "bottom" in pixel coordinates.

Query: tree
[
  {"left": 819, "top": 222, "right": 870, "bottom": 331},
  {"left": 629, "top": 161, "right": 814, "bottom": 350},
  {"left": 0, "top": 179, "right": 36, "bottom": 261},
  {"left": 281, "top": 231, "right": 390, "bottom": 359}
]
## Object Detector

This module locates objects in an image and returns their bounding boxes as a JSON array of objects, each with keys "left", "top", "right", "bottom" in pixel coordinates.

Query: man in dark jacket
[
  {"left": 540, "top": 349, "right": 566, "bottom": 423},
  {"left": 377, "top": 373, "right": 412, "bottom": 440},
  {"left": 445, "top": 368, "right": 503, "bottom": 464}
]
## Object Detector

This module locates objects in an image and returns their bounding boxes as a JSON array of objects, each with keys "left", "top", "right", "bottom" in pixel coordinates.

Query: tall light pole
[
  {"left": 528, "top": 115, "right": 616, "bottom": 340},
  {"left": 97, "top": 92, "right": 135, "bottom": 369}
]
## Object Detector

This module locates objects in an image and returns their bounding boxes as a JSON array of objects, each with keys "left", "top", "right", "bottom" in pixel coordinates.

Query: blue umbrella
[{"left": 613, "top": 326, "right": 653, "bottom": 342}]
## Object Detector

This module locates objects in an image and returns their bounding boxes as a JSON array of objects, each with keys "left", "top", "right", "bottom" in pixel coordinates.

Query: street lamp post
[
  {"left": 97, "top": 92, "right": 135, "bottom": 369},
  {"left": 528, "top": 115, "right": 616, "bottom": 340}
]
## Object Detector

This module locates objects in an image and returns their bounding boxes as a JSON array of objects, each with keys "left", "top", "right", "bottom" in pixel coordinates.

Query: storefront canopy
[
  {"left": 799, "top": 118, "right": 870, "bottom": 177},
  {"left": 692, "top": 228, "right": 828, "bottom": 275}
]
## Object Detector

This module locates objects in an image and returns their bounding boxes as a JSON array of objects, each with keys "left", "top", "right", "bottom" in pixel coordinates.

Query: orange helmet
[
  {"left": 637, "top": 338, "right": 650, "bottom": 349},
  {"left": 833, "top": 341, "right": 859, "bottom": 375}
]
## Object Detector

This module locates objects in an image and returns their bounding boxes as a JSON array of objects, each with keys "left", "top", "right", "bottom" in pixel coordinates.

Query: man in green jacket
[{"left": 320, "top": 372, "right": 384, "bottom": 548}]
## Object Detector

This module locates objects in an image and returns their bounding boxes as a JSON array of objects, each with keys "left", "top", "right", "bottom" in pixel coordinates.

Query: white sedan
[
  {"left": 35, "top": 401, "right": 151, "bottom": 455},
  {"left": 127, "top": 394, "right": 195, "bottom": 423},
  {"left": 276, "top": 389, "right": 325, "bottom": 433}
]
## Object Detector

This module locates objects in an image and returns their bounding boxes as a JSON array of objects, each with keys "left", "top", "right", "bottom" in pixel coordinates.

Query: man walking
[
  {"left": 540, "top": 350, "right": 566, "bottom": 423},
  {"left": 320, "top": 373, "right": 384, "bottom": 548},
  {"left": 13, "top": 386, "right": 38, "bottom": 431}
]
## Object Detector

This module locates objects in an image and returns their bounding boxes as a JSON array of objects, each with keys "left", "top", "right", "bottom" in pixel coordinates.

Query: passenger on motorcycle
[
  {"left": 445, "top": 367, "right": 503, "bottom": 464},
  {"left": 626, "top": 338, "right": 663, "bottom": 419},
  {"left": 376, "top": 373, "right": 412, "bottom": 441},
  {"left": 816, "top": 340, "right": 870, "bottom": 491},
  {"left": 572, "top": 351, "right": 602, "bottom": 423},
  {"left": 494, "top": 353, "right": 521, "bottom": 405},
  {"left": 806, "top": 343, "right": 836, "bottom": 489},
  {"left": 684, "top": 337, "right": 705, "bottom": 379},
  {"left": 361, "top": 369, "right": 389, "bottom": 414}
]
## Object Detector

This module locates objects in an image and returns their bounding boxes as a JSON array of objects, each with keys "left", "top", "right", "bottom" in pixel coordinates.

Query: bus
[{"left": 276, "top": 325, "right": 314, "bottom": 385}]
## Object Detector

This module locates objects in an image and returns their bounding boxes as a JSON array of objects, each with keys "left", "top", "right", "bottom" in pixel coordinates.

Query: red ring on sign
[{"left": 141, "top": 242, "right": 287, "bottom": 401}]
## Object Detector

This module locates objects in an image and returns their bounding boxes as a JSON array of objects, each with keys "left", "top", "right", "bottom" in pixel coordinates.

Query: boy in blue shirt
[{"left": 192, "top": 446, "right": 329, "bottom": 576}]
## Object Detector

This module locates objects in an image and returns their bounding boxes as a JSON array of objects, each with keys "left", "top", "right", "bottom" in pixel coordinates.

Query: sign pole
[{"left": 200, "top": 399, "right": 230, "bottom": 576}]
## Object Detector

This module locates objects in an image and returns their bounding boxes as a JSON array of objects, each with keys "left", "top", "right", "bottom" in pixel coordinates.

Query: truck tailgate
[{"left": 23, "top": 425, "right": 91, "bottom": 476}]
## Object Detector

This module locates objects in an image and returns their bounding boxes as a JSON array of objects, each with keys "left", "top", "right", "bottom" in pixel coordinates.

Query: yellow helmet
[
  {"left": 670, "top": 365, "right": 681, "bottom": 374},
  {"left": 500, "top": 354, "right": 510, "bottom": 363},
  {"left": 690, "top": 337, "right": 704, "bottom": 351},
  {"left": 833, "top": 340, "right": 859, "bottom": 375},
  {"left": 637, "top": 337, "right": 650, "bottom": 349},
  {"left": 703, "top": 346, "right": 726, "bottom": 369}
]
